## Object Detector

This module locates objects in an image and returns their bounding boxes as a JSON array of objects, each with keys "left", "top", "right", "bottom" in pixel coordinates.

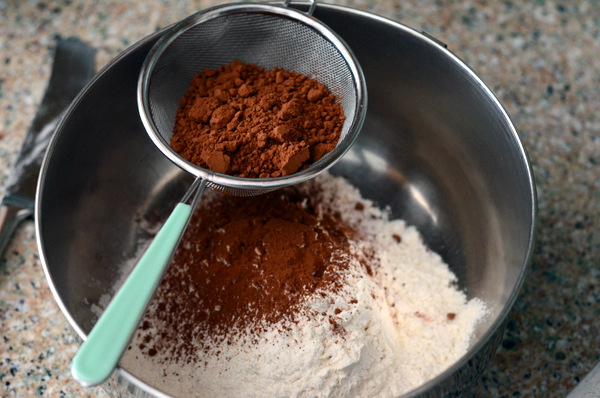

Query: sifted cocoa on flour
[
  {"left": 135, "top": 185, "right": 365, "bottom": 363},
  {"left": 170, "top": 60, "right": 345, "bottom": 178}
]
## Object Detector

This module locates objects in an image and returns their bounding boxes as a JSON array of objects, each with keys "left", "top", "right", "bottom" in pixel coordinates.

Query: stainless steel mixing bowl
[{"left": 36, "top": 3, "right": 536, "bottom": 397}]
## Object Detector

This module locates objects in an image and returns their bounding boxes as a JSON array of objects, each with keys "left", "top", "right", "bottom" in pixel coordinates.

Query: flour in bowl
[{"left": 117, "top": 172, "right": 486, "bottom": 397}]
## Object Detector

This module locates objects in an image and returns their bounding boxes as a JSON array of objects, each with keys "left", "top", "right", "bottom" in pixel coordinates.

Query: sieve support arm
[
  {"left": 71, "top": 177, "right": 206, "bottom": 387},
  {"left": 284, "top": 0, "right": 316, "bottom": 16}
]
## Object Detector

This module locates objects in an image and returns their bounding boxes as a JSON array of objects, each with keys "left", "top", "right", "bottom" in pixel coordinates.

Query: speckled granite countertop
[{"left": 1, "top": 0, "right": 598, "bottom": 397}]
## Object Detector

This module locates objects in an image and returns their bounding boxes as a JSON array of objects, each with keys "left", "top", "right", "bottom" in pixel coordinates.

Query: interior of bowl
[{"left": 36, "top": 4, "right": 535, "bottom": 397}]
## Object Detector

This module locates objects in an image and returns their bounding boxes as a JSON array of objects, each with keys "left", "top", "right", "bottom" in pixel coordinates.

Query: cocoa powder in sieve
[
  {"left": 170, "top": 60, "right": 345, "bottom": 178},
  {"left": 135, "top": 185, "right": 367, "bottom": 363}
]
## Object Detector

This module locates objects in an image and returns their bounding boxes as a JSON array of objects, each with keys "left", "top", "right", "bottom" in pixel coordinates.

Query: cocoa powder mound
[
  {"left": 136, "top": 185, "right": 363, "bottom": 363},
  {"left": 170, "top": 60, "right": 346, "bottom": 178}
]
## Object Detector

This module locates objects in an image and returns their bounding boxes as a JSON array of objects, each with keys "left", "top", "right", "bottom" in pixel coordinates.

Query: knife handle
[{"left": 0, "top": 200, "right": 33, "bottom": 257}]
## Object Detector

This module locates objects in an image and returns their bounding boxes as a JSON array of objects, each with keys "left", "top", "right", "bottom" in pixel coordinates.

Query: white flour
[{"left": 118, "top": 173, "right": 486, "bottom": 397}]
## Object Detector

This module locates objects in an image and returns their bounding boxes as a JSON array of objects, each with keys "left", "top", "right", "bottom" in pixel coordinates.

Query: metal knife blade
[{"left": 0, "top": 37, "right": 96, "bottom": 256}]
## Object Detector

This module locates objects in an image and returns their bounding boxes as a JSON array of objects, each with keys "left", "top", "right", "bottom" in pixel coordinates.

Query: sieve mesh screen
[{"left": 146, "top": 11, "right": 358, "bottom": 144}]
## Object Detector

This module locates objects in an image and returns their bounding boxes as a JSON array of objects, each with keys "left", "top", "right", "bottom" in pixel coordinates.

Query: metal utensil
[
  {"left": 567, "top": 361, "right": 600, "bottom": 397},
  {"left": 140, "top": 1, "right": 366, "bottom": 195},
  {"left": 37, "top": 4, "right": 535, "bottom": 396},
  {"left": 71, "top": 1, "right": 367, "bottom": 387},
  {"left": 0, "top": 37, "right": 95, "bottom": 257}
]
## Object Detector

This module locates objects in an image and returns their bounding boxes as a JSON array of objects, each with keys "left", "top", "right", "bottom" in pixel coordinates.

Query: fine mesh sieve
[
  {"left": 72, "top": 1, "right": 366, "bottom": 388},
  {"left": 138, "top": 1, "right": 367, "bottom": 195}
]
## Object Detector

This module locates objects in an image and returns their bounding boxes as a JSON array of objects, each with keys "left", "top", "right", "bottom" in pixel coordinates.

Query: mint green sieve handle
[{"left": 71, "top": 201, "right": 194, "bottom": 386}]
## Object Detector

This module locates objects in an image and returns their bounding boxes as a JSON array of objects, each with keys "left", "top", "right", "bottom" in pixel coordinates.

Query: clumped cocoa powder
[
  {"left": 170, "top": 60, "right": 345, "bottom": 178},
  {"left": 137, "top": 185, "right": 365, "bottom": 362}
]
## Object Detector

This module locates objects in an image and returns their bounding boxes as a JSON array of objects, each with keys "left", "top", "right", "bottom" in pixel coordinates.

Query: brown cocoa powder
[
  {"left": 136, "top": 185, "right": 367, "bottom": 363},
  {"left": 170, "top": 60, "right": 345, "bottom": 178}
]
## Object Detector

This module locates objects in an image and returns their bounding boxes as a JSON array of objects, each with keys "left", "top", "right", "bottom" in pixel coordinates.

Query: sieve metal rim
[{"left": 137, "top": 1, "right": 367, "bottom": 192}]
